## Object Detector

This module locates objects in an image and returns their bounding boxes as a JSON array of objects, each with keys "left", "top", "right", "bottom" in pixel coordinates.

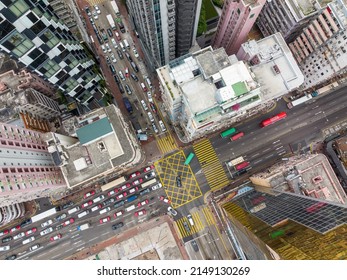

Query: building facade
[
  {"left": 213, "top": 0, "right": 266, "bottom": 55},
  {"left": 0, "top": 0, "right": 102, "bottom": 110},
  {"left": 175, "top": 0, "right": 202, "bottom": 57},
  {"left": 0, "top": 122, "right": 67, "bottom": 207},
  {"left": 47, "top": 0, "right": 76, "bottom": 29},
  {"left": 288, "top": 0, "right": 347, "bottom": 89}
]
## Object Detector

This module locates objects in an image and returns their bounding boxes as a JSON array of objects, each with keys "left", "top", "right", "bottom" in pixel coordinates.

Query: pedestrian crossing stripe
[
  {"left": 156, "top": 134, "right": 178, "bottom": 155},
  {"left": 193, "top": 139, "right": 229, "bottom": 191},
  {"left": 202, "top": 206, "right": 215, "bottom": 226},
  {"left": 175, "top": 214, "right": 206, "bottom": 238}
]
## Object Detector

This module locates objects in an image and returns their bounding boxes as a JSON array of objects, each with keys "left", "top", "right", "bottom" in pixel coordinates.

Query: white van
[
  {"left": 68, "top": 206, "right": 80, "bottom": 215},
  {"left": 158, "top": 120, "right": 166, "bottom": 132},
  {"left": 0, "top": 245, "right": 10, "bottom": 251},
  {"left": 77, "top": 210, "right": 90, "bottom": 218},
  {"left": 145, "top": 77, "right": 153, "bottom": 89},
  {"left": 141, "top": 100, "right": 148, "bottom": 111},
  {"left": 119, "top": 42, "right": 125, "bottom": 52},
  {"left": 93, "top": 195, "right": 105, "bottom": 204},
  {"left": 101, "top": 44, "right": 106, "bottom": 53},
  {"left": 125, "top": 204, "right": 136, "bottom": 212},
  {"left": 123, "top": 39, "right": 130, "bottom": 49},
  {"left": 22, "top": 236, "right": 35, "bottom": 245},
  {"left": 187, "top": 214, "right": 194, "bottom": 226},
  {"left": 91, "top": 204, "right": 101, "bottom": 212},
  {"left": 99, "top": 207, "right": 111, "bottom": 215},
  {"left": 147, "top": 111, "right": 154, "bottom": 123}
]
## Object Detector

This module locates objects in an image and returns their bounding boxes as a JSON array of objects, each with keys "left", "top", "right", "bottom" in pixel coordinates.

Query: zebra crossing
[
  {"left": 156, "top": 134, "right": 178, "bottom": 155},
  {"left": 193, "top": 139, "right": 229, "bottom": 191}
]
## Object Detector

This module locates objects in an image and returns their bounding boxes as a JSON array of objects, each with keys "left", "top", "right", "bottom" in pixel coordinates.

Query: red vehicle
[
  {"left": 143, "top": 165, "right": 155, "bottom": 173},
  {"left": 100, "top": 216, "right": 111, "bottom": 224},
  {"left": 25, "top": 227, "right": 37, "bottom": 236},
  {"left": 81, "top": 200, "right": 93, "bottom": 208},
  {"left": 84, "top": 190, "right": 95, "bottom": 199},
  {"left": 235, "top": 161, "right": 250, "bottom": 171},
  {"left": 50, "top": 234, "right": 62, "bottom": 241},
  {"left": 231, "top": 132, "right": 244, "bottom": 141},
  {"left": 260, "top": 112, "right": 287, "bottom": 127}
]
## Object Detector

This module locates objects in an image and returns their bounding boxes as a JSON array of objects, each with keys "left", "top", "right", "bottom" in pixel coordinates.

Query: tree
[{"left": 197, "top": 2, "right": 207, "bottom": 36}]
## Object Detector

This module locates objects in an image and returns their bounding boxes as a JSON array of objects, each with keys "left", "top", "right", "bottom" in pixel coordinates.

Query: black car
[
  {"left": 117, "top": 50, "right": 123, "bottom": 59},
  {"left": 112, "top": 222, "right": 124, "bottom": 230},
  {"left": 176, "top": 175, "right": 182, "bottom": 187},
  {"left": 109, "top": 64, "right": 116, "bottom": 74},
  {"left": 2, "top": 236, "right": 13, "bottom": 243},
  {"left": 118, "top": 83, "right": 125, "bottom": 94},
  {"left": 183, "top": 221, "right": 190, "bottom": 233},
  {"left": 5, "top": 254, "right": 16, "bottom": 260},
  {"left": 113, "top": 200, "right": 125, "bottom": 209},
  {"left": 20, "top": 219, "right": 32, "bottom": 228},
  {"left": 107, "top": 28, "right": 113, "bottom": 37},
  {"left": 125, "top": 52, "right": 132, "bottom": 62},
  {"left": 191, "top": 240, "right": 199, "bottom": 252},
  {"left": 124, "top": 84, "right": 132, "bottom": 94},
  {"left": 130, "top": 73, "right": 138, "bottom": 81},
  {"left": 56, "top": 224, "right": 63, "bottom": 231},
  {"left": 130, "top": 61, "right": 138, "bottom": 72},
  {"left": 114, "top": 74, "right": 120, "bottom": 84},
  {"left": 103, "top": 198, "right": 115, "bottom": 206},
  {"left": 106, "top": 56, "right": 111, "bottom": 65}
]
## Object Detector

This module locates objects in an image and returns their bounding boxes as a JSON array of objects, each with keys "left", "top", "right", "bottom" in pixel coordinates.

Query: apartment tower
[{"left": 213, "top": 0, "right": 266, "bottom": 55}]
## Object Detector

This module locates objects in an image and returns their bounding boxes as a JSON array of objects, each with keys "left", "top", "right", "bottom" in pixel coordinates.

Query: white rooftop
[{"left": 171, "top": 56, "right": 199, "bottom": 85}]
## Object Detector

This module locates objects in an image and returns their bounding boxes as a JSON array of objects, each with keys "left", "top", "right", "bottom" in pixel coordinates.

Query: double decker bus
[
  {"left": 260, "top": 112, "right": 287, "bottom": 128},
  {"left": 220, "top": 127, "right": 236, "bottom": 138},
  {"left": 231, "top": 132, "right": 244, "bottom": 141},
  {"left": 184, "top": 152, "right": 195, "bottom": 165}
]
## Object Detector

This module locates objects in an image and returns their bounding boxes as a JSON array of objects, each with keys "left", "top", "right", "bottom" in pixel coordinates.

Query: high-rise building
[
  {"left": 0, "top": 122, "right": 67, "bottom": 207},
  {"left": 222, "top": 185, "right": 347, "bottom": 259},
  {"left": 175, "top": 0, "right": 202, "bottom": 57},
  {"left": 213, "top": 0, "right": 266, "bottom": 55},
  {"left": 0, "top": 0, "right": 102, "bottom": 110}
]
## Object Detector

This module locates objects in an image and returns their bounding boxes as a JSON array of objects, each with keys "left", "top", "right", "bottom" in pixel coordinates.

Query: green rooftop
[
  {"left": 76, "top": 118, "right": 113, "bottom": 145},
  {"left": 232, "top": 81, "right": 248, "bottom": 96}
]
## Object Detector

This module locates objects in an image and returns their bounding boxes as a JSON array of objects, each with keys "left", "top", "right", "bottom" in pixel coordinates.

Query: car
[
  {"left": 55, "top": 224, "right": 63, "bottom": 231},
  {"left": 176, "top": 175, "right": 182, "bottom": 187},
  {"left": 118, "top": 70, "right": 125, "bottom": 80},
  {"left": 107, "top": 28, "right": 113, "bottom": 37},
  {"left": 125, "top": 84, "right": 132, "bottom": 94},
  {"left": 134, "top": 209, "right": 146, "bottom": 217},
  {"left": 61, "top": 201, "right": 74, "bottom": 210},
  {"left": 131, "top": 72, "right": 138, "bottom": 81},
  {"left": 81, "top": 200, "right": 93, "bottom": 208},
  {"left": 0, "top": 229, "right": 9, "bottom": 237},
  {"left": 0, "top": 245, "right": 10, "bottom": 251},
  {"left": 116, "top": 192, "right": 127, "bottom": 200},
  {"left": 128, "top": 187, "right": 138, "bottom": 194},
  {"left": 22, "top": 236, "right": 35, "bottom": 245},
  {"left": 40, "top": 227, "right": 53, "bottom": 236},
  {"left": 129, "top": 171, "right": 141, "bottom": 179},
  {"left": 117, "top": 50, "right": 124, "bottom": 59},
  {"left": 119, "top": 183, "right": 131, "bottom": 190},
  {"left": 29, "top": 244, "right": 40, "bottom": 251},
  {"left": 99, "top": 207, "right": 111, "bottom": 215},
  {"left": 55, "top": 213, "right": 67, "bottom": 221},
  {"left": 131, "top": 61, "right": 139, "bottom": 72},
  {"left": 112, "top": 222, "right": 124, "bottom": 230},
  {"left": 84, "top": 190, "right": 95, "bottom": 199},
  {"left": 147, "top": 111, "right": 154, "bottom": 123},
  {"left": 85, "top": 7, "right": 91, "bottom": 16},
  {"left": 105, "top": 43, "right": 111, "bottom": 53},
  {"left": 114, "top": 74, "right": 120, "bottom": 84},
  {"left": 132, "top": 178, "right": 143, "bottom": 186},
  {"left": 118, "top": 83, "right": 125, "bottom": 94},
  {"left": 132, "top": 47, "right": 139, "bottom": 58},
  {"left": 137, "top": 199, "right": 149, "bottom": 207},
  {"left": 10, "top": 225, "right": 21, "bottom": 233},
  {"left": 144, "top": 171, "right": 155, "bottom": 180},
  {"left": 50, "top": 234, "right": 62, "bottom": 241},
  {"left": 143, "top": 165, "right": 155, "bottom": 173},
  {"left": 5, "top": 254, "right": 16, "bottom": 260},
  {"left": 191, "top": 240, "right": 199, "bottom": 252},
  {"left": 152, "top": 123, "right": 159, "bottom": 134},
  {"left": 149, "top": 102, "right": 157, "bottom": 114},
  {"left": 2, "top": 236, "right": 13, "bottom": 243},
  {"left": 151, "top": 183, "right": 162, "bottom": 190},
  {"left": 140, "top": 82, "right": 147, "bottom": 92},
  {"left": 25, "top": 227, "right": 37, "bottom": 236},
  {"left": 91, "top": 204, "right": 103, "bottom": 212},
  {"left": 94, "top": 5, "right": 101, "bottom": 14},
  {"left": 115, "top": 31, "right": 121, "bottom": 41},
  {"left": 114, "top": 210, "right": 124, "bottom": 218},
  {"left": 101, "top": 44, "right": 107, "bottom": 53},
  {"left": 111, "top": 38, "right": 118, "bottom": 48},
  {"left": 20, "top": 219, "right": 32, "bottom": 228},
  {"left": 102, "top": 197, "right": 115, "bottom": 206},
  {"left": 159, "top": 120, "right": 167, "bottom": 132},
  {"left": 160, "top": 196, "right": 170, "bottom": 204},
  {"left": 125, "top": 67, "right": 129, "bottom": 77},
  {"left": 125, "top": 52, "right": 132, "bottom": 62},
  {"left": 147, "top": 91, "right": 153, "bottom": 102},
  {"left": 63, "top": 218, "right": 75, "bottom": 227},
  {"left": 106, "top": 56, "right": 111, "bottom": 64},
  {"left": 141, "top": 100, "right": 148, "bottom": 111},
  {"left": 139, "top": 188, "right": 151, "bottom": 196},
  {"left": 109, "top": 64, "right": 116, "bottom": 74},
  {"left": 167, "top": 207, "right": 177, "bottom": 216},
  {"left": 90, "top": 17, "right": 94, "bottom": 25},
  {"left": 93, "top": 11, "right": 98, "bottom": 19},
  {"left": 99, "top": 216, "right": 111, "bottom": 224},
  {"left": 110, "top": 53, "right": 117, "bottom": 63},
  {"left": 108, "top": 188, "right": 118, "bottom": 196},
  {"left": 13, "top": 232, "right": 25, "bottom": 240}
]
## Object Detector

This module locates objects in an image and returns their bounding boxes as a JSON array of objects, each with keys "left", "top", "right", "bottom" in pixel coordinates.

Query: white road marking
[
  {"left": 263, "top": 148, "right": 271, "bottom": 152},
  {"left": 250, "top": 153, "right": 259, "bottom": 158},
  {"left": 89, "top": 237, "right": 98, "bottom": 242},
  {"left": 273, "top": 140, "right": 280, "bottom": 144},
  {"left": 275, "top": 146, "right": 284, "bottom": 150},
  {"left": 253, "top": 159, "right": 263, "bottom": 165},
  {"left": 265, "top": 154, "right": 273, "bottom": 159}
]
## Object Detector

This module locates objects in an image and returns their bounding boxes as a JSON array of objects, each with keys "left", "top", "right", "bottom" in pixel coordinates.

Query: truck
[
  {"left": 123, "top": 97, "right": 133, "bottom": 114},
  {"left": 110, "top": 0, "right": 120, "bottom": 16},
  {"left": 227, "top": 156, "right": 245, "bottom": 167},
  {"left": 106, "top": 14, "right": 116, "bottom": 30},
  {"left": 287, "top": 94, "right": 312, "bottom": 109},
  {"left": 77, "top": 223, "right": 90, "bottom": 231}
]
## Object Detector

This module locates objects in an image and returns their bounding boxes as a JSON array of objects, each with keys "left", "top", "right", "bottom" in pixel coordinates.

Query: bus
[
  {"left": 235, "top": 161, "right": 250, "bottom": 171},
  {"left": 101, "top": 176, "right": 126, "bottom": 192},
  {"left": 287, "top": 95, "right": 312, "bottom": 109},
  {"left": 141, "top": 178, "right": 157, "bottom": 189},
  {"left": 184, "top": 152, "right": 195, "bottom": 165},
  {"left": 260, "top": 112, "right": 287, "bottom": 128},
  {"left": 220, "top": 127, "right": 236, "bottom": 138},
  {"left": 31, "top": 207, "right": 60, "bottom": 223},
  {"left": 231, "top": 132, "right": 244, "bottom": 141}
]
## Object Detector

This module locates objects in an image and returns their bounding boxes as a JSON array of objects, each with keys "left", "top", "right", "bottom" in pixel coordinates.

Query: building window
[
  {"left": 250, "top": 14, "right": 254, "bottom": 19},
  {"left": 9, "top": 0, "right": 29, "bottom": 17}
]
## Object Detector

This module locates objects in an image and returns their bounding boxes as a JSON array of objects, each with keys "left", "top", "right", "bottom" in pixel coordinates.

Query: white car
[
  {"left": 144, "top": 171, "right": 155, "bottom": 180},
  {"left": 147, "top": 92, "right": 153, "bottom": 102},
  {"left": 141, "top": 100, "right": 148, "bottom": 111},
  {"left": 132, "top": 47, "right": 139, "bottom": 58},
  {"left": 94, "top": 5, "right": 101, "bottom": 14},
  {"left": 152, "top": 183, "right": 162, "bottom": 190},
  {"left": 158, "top": 120, "right": 166, "bottom": 132},
  {"left": 110, "top": 53, "right": 117, "bottom": 63},
  {"left": 111, "top": 38, "right": 118, "bottom": 48},
  {"left": 152, "top": 123, "right": 159, "bottom": 134},
  {"left": 13, "top": 232, "right": 25, "bottom": 240},
  {"left": 93, "top": 11, "right": 98, "bottom": 19},
  {"left": 40, "top": 227, "right": 53, "bottom": 236},
  {"left": 105, "top": 43, "right": 111, "bottom": 53},
  {"left": 29, "top": 244, "right": 40, "bottom": 251},
  {"left": 41, "top": 219, "right": 53, "bottom": 228},
  {"left": 168, "top": 207, "right": 177, "bottom": 216}
]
